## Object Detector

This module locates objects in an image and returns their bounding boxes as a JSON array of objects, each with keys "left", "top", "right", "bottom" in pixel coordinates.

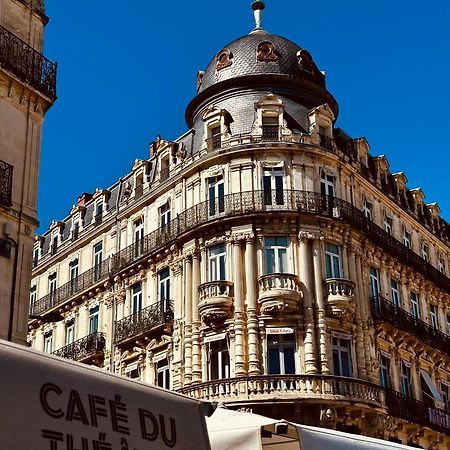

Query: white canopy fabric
[{"left": 207, "top": 406, "right": 418, "bottom": 450}]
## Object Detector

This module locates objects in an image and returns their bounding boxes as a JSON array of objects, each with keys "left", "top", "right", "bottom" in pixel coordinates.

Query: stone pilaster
[
  {"left": 191, "top": 251, "right": 202, "bottom": 383},
  {"left": 183, "top": 255, "right": 193, "bottom": 385},
  {"left": 233, "top": 239, "right": 246, "bottom": 377}
]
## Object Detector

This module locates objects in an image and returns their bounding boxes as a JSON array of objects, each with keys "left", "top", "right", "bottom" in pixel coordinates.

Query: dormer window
[
  {"left": 72, "top": 219, "right": 80, "bottom": 241},
  {"left": 135, "top": 173, "right": 144, "bottom": 199},
  {"left": 94, "top": 200, "right": 103, "bottom": 226},
  {"left": 262, "top": 115, "right": 279, "bottom": 140},
  {"left": 50, "top": 233, "right": 58, "bottom": 256},
  {"left": 160, "top": 157, "right": 170, "bottom": 182}
]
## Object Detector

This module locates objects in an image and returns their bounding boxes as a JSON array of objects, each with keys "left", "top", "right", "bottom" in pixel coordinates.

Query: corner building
[{"left": 29, "top": 3, "right": 450, "bottom": 447}]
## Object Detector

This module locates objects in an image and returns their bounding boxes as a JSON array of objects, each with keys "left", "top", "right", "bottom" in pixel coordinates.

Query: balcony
[
  {"left": 114, "top": 301, "right": 174, "bottom": 345},
  {"left": 325, "top": 278, "right": 356, "bottom": 320},
  {"left": 371, "top": 295, "right": 450, "bottom": 357},
  {"left": 385, "top": 389, "right": 450, "bottom": 435},
  {"left": 262, "top": 125, "right": 280, "bottom": 141},
  {"left": 198, "top": 281, "right": 234, "bottom": 326},
  {"left": 179, "top": 374, "right": 383, "bottom": 408},
  {"left": 0, "top": 24, "right": 57, "bottom": 100},
  {"left": 258, "top": 273, "right": 302, "bottom": 316},
  {"left": 53, "top": 332, "right": 106, "bottom": 364},
  {"left": 206, "top": 135, "right": 222, "bottom": 151},
  {"left": 0, "top": 160, "right": 13, "bottom": 208},
  {"left": 160, "top": 167, "right": 170, "bottom": 182},
  {"left": 319, "top": 133, "right": 335, "bottom": 151}
]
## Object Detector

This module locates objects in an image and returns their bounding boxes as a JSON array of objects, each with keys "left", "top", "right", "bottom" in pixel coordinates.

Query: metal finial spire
[{"left": 252, "top": 1, "right": 266, "bottom": 31}]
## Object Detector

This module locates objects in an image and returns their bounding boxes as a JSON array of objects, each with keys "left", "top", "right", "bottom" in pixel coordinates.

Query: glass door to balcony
[
  {"left": 132, "top": 283, "right": 143, "bottom": 315},
  {"left": 267, "top": 334, "right": 295, "bottom": 375},
  {"left": 134, "top": 218, "right": 144, "bottom": 257},
  {"left": 156, "top": 358, "right": 170, "bottom": 389},
  {"left": 369, "top": 267, "right": 380, "bottom": 299},
  {"left": 263, "top": 168, "right": 284, "bottom": 206},
  {"left": 325, "top": 244, "right": 342, "bottom": 279},
  {"left": 332, "top": 335, "right": 352, "bottom": 377},
  {"left": 208, "top": 245, "right": 226, "bottom": 281},
  {"left": 69, "top": 259, "right": 79, "bottom": 295},
  {"left": 208, "top": 176, "right": 224, "bottom": 217},
  {"left": 390, "top": 279, "right": 401, "bottom": 307},
  {"left": 89, "top": 306, "right": 99, "bottom": 334},
  {"left": 159, "top": 268, "right": 170, "bottom": 313},
  {"left": 265, "top": 237, "right": 288, "bottom": 274},
  {"left": 208, "top": 339, "right": 230, "bottom": 380},
  {"left": 93, "top": 242, "right": 103, "bottom": 281}
]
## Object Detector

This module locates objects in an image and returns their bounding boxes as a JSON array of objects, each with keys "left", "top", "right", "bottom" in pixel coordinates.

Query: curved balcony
[
  {"left": 198, "top": 281, "right": 234, "bottom": 326},
  {"left": 325, "top": 278, "right": 356, "bottom": 320},
  {"left": 52, "top": 332, "right": 105, "bottom": 365},
  {"left": 258, "top": 273, "right": 302, "bottom": 316},
  {"left": 179, "top": 374, "right": 383, "bottom": 408}
]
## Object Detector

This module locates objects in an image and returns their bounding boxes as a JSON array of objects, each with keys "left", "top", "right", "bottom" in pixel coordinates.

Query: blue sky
[{"left": 38, "top": 0, "right": 450, "bottom": 233}]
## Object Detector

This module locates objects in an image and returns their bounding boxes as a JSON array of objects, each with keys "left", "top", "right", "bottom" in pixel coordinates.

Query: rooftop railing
[
  {"left": 31, "top": 190, "right": 450, "bottom": 318},
  {"left": 0, "top": 160, "right": 13, "bottom": 208},
  {"left": 0, "top": 24, "right": 57, "bottom": 100},
  {"left": 371, "top": 295, "right": 450, "bottom": 357},
  {"left": 52, "top": 332, "right": 106, "bottom": 362},
  {"left": 114, "top": 301, "right": 174, "bottom": 344}
]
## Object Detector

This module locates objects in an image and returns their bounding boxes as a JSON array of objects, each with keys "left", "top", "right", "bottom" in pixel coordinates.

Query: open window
[
  {"left": 203, "top": 107, "right": 231, "bottom": 151},
  {"left": 208, "top": 338, "right": 230, "bottom": 380}
]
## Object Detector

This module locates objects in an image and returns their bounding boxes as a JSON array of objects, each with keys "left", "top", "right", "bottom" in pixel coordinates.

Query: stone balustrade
[
  {"left": 325, "top": 278, "right": 356, "bottom": 320},
  {"left": 198, "top": 280, "right": 234, "bottom": 326}
]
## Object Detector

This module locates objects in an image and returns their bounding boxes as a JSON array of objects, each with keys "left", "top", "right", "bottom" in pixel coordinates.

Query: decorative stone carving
[
  {"left": 196, "top": 71, "right": 204, "bottom": 92},
  {"left": 198, "top": 281, "right": 234, "bottom": 327},
  {"left": 325, "top": 278, "right": 356, "bottom": 321},
  {"left": 216, "top": 48, "right": 233, "bottom": 71},
  {"left": 257, "top": 41, "right": 278, "bottom": 62}
]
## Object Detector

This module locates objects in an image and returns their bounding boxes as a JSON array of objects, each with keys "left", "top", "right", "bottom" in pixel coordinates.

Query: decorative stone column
[
  {"left": 245, "top": 235, "right": 260, "bottom": 375},
  {"left": 233, "top": 238, "right": 246, "bottom": 377},
  {"left": 191, "top": 250, "right": 202, "bottom": 383},
  {"left": 312, "top": 237, "right": 329, "bottom": 374},
  {"left": 299, "top": 232, "right": 317, "bottom": 374},
  {"left": 183, "top": 255, "right": 193, "bottom": 385}
]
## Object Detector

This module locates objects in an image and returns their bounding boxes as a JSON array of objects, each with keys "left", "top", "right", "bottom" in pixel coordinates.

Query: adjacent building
[
  {"left": 0, "top": 0, "right": 56, "bottom": 344},
  {"left": 28, "top": 2, "right": 450, "bottom": 447}
]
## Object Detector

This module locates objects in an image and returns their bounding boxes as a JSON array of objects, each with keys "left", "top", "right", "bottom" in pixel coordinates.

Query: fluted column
[
  {"left": 183, "top": 256, "right": 193, "bottom": 385},
  {"left": 348, "top": 246, "right": 366, "bottom": 379},
  {"left": 191, "top": 251, "right": 202, "bottom": 383},
  {"left": 245, "top": 236, "right": 260, "bottom": 375},
  {"left": 312, "top": 238, "right": 328, "bottom": 374},
  {"left": 233, "top": 239, "right": 246, "bottom": 377},
  {"left": 299, "top": 232, "right": 317, "bottom": 374}
]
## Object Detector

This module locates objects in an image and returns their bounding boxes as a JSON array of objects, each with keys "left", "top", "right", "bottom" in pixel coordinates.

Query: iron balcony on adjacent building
[{"left": 52, "top": 332, "right": 106, "bottom": 365}]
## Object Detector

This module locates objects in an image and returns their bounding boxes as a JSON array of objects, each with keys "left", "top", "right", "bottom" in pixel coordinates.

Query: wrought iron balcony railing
[
  {"left": 52, "top": 332, "right": 106, "bottom": 362},
  {"left": 31, "top": 190, "right": 450, "bottom": 319},
  {"left": 179, "top": 374, "right": 383, "bottom": 407},
  {"left": 0, "top": 24, "right": 57, "bottom": 100},
  {"left": 206, "top": 135, "right": 222, "bottom": 151},
  {"left": 114, "top": 300, "right": 174, "bottom": 344},
  {"left": 371, "top": 295, "right": 450, "bottom": 357},
  {"left": 134, "top": 183, "right": 144, "bottom": 200},
  {"left": 262, "top": 125, "right": 280, "bottom": 140},
  {"left": 0, "top": 160, "right": 13, "bottom": 208},
  {"left": 385, "top": 389, "right": 450, "bottom": 435},
  {"left": 319, "top": 133, "right": 335, "bottom": 151}
]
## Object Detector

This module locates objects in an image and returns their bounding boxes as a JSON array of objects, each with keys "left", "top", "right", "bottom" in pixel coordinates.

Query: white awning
[{"left": 420, "top": 369, "right": 444, "bottom": 403}]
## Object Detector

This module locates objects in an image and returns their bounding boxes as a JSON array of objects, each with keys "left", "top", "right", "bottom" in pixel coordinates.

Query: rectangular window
[
  {"left": 390, "top": 279, "right": 401, "bottom": 307},
  {"left": 89, "top": 305, "right": 99, "bottom": 334},
  {"left": 132, "top": 283, "right": 143, "bottom": 314},
  {"left": 430, "top": 304, "right": 438, "bottom": 329},
  {"left": 332, "top": 335, "right": 352, "bottom": 377},
  {"left": 159, "top": 268, "right": 170, "bottom": 312},
  {"left": 160, "top": 202, "right": 171, "bottom": 228},
  {"left": 410, "top": 292, "right": 420, "bottom": 319},
  {"left": 421, "top": 244, "right": 429, "bottom": 262},
  {"left": 320, "top": 171, "right": 335, "bottom": 197},
  {"left": 208, "top": 176, "right": 224, "bottom": 216},
  {"left": 65, "top": 321, "right": 75, "bottom": 345},
  {"left": 95, "top": 200, "right": 103, "bottom": 217},
  {"left": 30, "top": 285, "right": 37, "bottom": 306},
  {"left": 369, "top": 267, "right": 380, "bottom": 299},
  {"left": 384, "top": 216, "right": 393, "bottom": 235},
  {"left": 44, "top": 332, "right": 53, "bottom": 354},
  {"left": 33, "top": 247, "right": 39, "bottom": 267},
  {"left": 93, "top": 242, "right": 103, "bottom": 281},
  {"left": 267, "top": 333, "right": 296, "bottom": 375},
  {"left": 265, "top": 237, "right": 288, "bottom": 274},
  {"left": 262, "top": 115, "right": 279, "bottom": 140},
  {"left": 208, "top": 245, "right": 226, "bottom": 281},
  {"left": 403, "top": 228, "right": 411, "bottom": 249},
  {"left": 400, "top": 361, "right": 412, "bottom": 398},
  {"left": 438, "top": 257, "right": 446, "bottom": 275},
  {"left": 209, "top": 339, "right": 230, "bottom": 380},
  {"left": 209, "top": 125, "right": 222, "bottom": 150},
  {"left": 441, "top": 382, "right": 450, "bottom": 413},
  {"left": 263, "top": 167, "right": 284, "bottom": 206},
  {"left": 51, "top": 234, "right": 58, "bottom": 255},
  {"left": 363, "top": 199, "right": 373, "bottom": 220},
  {"left": 69, "top": 259, "right": 79, "bottom": 294},
  {"left": 156, "top": 358, "right": 170, "bottom": 389},
  {"left": 134, "top": 218, "right": 144, "bottom": 256},
  {"left": 325, "top": 243, "right": 342, "bottom": 279},
  {"left": 72, "top": 220, "right": 80, "bottom": 241},
  {"left": 380, "top": 354, "right": 391, "bottom": 388},
  {"left": 48, "top": 273, "right": 57, "bottom": 304},
  {"left": 447, "top": 315, "right": 450, "bottom": 336}
]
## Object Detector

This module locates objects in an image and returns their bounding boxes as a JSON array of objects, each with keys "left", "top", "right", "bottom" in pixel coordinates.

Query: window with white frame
[
  {"left": 50, "top": 233, "right": 58, "bottom": 255},
  {"left": 332, "top": 335, "right": 352, "bottom": 377},
  {"left": 390, "top": 279, "right": 401, "bottom": 307},
  {"left": 262, "top": 115, "right": 280, "bottom": 139},
  {"left": 208, "top": 245, "right": 226, "bottom": 281},
  {"left": 30, "top": 285, "right": 37, "bottom": 307},
  {"left": 320, "top": 170, "right": 335, "bottom": 197},
  {"left": 421, "top": 243, "right": 429, "bottom": 262},
  {"left": 33, "top": 246, "right": 40, "bottom": 267},
  {"left": 89, "top": 305, "right": 99, "bottom": 334},
  {"left": 65, "top": 321, "right": 75, "bottom": 345},
  {"left": 94, "top": 199, "right": 103, "bottom": 218},
  {"left": 369, "top": 267, "right": 380, "bottom": 299},
  {"left": 208, "top": 176, "right": 224, "bottom": 216},
  {"left": 125, "top": 363, "right": 140, "bottom": 380},
  {"left": 156, "top": 357, "right": 170, "bottom": 389},
  {"left": 134, "top": 218, "right": 144, "bottom": 256},
  {"left": 93, "top": 242, "right": 103, "bottom": 281},
  {"left": 263, "top": 167, "right": 284, "bottom": 206},
  {"left": 403, "top": 228, "right": 411, "bottom": 249},
  {"left": 384, "top": 216, "right": 393, "bottom": 235},
  {"left": 159, "top": 202, "right": 171, "bottom": 228},
  {"left": 325, "top": 243, "right": 342, "bottom": 279},
  {"left": 72, "top": 219, "right": 80, "bottom": 241},
  {"left": 208, "top": 125, "right": 222, "bottom": 150},
  {"left": 159, "top": 268, "right": 170, "bottom": 312},
  {"left": 267, "top": 333, "right": 296, "bottom": 375},
  {"left": 48, "top": 273, "right": 57, "bottom": 302},
  {"left": 410, "top": 292, "right": 420, "bottom": 319},
  {"left": 69, "top": 259, "right": 79, "bottom": 294},
  {"left": 131, "top": 283, "right": 143, "bottom": 314},
  {"left": 430, "top": 304, "right": 438, "bottom": 329},
  {"left": 264, "top": 237, "right": 288, "bottom": 274},
  {"left": 208, "top": 339, "right": 230, "bottom": 380},
  {"left": 44, "top": 332, "right": 53, "bottom": 353},
  {"left": 438, "top": 256, "right": 446, "bottom": 275},
  {"left": 380, "top": 354, "right": 391, "bottom": 388},
  {"left": 362, "top": 199, "right": 373, "bottom": 220},
  {"left": 400, "top": 361, "right": 412, "bottom": 398},
  {"left": 441, "top": 381, "right": 450, "bottom": 412}
]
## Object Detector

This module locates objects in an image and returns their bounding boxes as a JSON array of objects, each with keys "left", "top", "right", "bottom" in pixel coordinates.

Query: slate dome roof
[{"left": 198, "top": 30, "right": 325, "bottom": 93}]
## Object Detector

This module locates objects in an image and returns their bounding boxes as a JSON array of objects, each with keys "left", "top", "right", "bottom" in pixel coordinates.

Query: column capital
[{"left": 298, "top": 231, "right": 324, "bottom": 242}]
